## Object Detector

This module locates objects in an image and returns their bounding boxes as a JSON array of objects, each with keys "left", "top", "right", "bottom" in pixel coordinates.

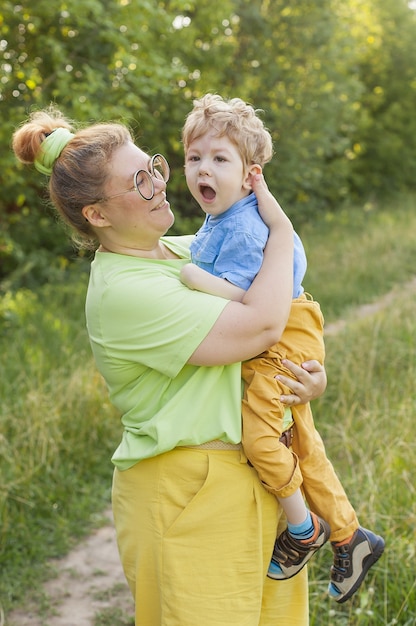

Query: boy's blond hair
[{"left": 182, "top": 93, "right": 274, "bottom": 168}]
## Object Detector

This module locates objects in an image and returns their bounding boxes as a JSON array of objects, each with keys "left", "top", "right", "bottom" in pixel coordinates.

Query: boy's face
[{"left": 184, "top": 130, "right": 252, "bottom": 216}]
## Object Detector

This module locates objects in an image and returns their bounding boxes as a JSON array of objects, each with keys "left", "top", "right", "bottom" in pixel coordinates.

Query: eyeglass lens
[
  {"left": 134, "top": 155, "right": 170, "bottom": 200},
  {"left": 134, "top": 171, "right": 153, "bottom": 200},
  {"left": 152, "top": 154, "right": 170, "bottom": 182}
]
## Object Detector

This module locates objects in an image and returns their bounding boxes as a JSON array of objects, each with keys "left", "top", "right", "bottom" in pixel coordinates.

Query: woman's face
[{"left": 94, "top": 142, "right": 175, "bottom": 249}]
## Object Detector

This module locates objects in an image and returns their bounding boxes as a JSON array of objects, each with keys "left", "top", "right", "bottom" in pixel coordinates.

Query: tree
[
  {"left": 1, "top": 0, "right": 415, "bottom": 286},
  {"left": 0, "top": 0, "right": 192, "bottom": 284},
  {"left": 346, "top": 0, "right": 416, "bottom": 195}
]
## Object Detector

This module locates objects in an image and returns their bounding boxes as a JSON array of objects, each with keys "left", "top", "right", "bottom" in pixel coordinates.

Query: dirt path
[
  {"left": 6, "top": 510, "right": 134, "bottom": 626},
  {"left": 323, "top": 275, "right": 416, "bottom": 336},
  {"left": 6, "top": 276, "right": 416, "bottom": 626}
]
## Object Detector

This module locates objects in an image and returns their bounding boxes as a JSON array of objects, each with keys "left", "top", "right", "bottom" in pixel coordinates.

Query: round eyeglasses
[{"left": 97, "top": 154, "right": 170, "bottom": 203}]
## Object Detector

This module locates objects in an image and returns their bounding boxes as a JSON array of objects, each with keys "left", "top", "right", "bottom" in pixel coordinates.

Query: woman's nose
[{"left": 153, "top": 174, "right": 167, "bottom": 192}]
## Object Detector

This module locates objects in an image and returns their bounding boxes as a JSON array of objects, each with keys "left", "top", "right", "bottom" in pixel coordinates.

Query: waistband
[
  {"left": 184, "top": 440, "right": 242, "bottom": 450},
  {"left": 184, "top": 426, "right": 294, "bottom": 451}
]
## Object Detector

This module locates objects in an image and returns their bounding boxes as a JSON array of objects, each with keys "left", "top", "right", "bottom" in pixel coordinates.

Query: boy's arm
[{"left": 180, "top": 263, "right": 246, "bottom": 302}]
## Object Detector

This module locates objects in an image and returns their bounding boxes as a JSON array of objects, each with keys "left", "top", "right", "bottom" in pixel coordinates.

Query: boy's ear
[
  {"left": 82, "top": 204, "right": 111, "bottom": 228},
  {"left": 243, "top": 164, "right": 263, "bottom": 190}
]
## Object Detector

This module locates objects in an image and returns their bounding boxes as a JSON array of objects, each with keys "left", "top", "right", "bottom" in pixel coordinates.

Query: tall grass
[
  {"left": 299, "top": 195, "right": 416, "bottom": 624},
  {"left": 308, "top": 292, "right": 416, "bottom": 625},
  {"left": 0, "top": 271, "right": 121, "bottom": 615},
  {"left": 299, "top": 193, "right": 416, "bottom": 321},
  {"left": 0, "top": 194, "right": 415, "bottom": 623}
]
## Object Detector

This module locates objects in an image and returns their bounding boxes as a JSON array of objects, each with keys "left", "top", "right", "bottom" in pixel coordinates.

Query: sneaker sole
[{"left": 335, "top": 535, "right": 385, "bottom": 603}]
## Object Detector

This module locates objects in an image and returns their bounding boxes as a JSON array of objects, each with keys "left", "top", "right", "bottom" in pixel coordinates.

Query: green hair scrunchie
[{"left": 34, "top": 128, "right": 75, "bottom": 176}]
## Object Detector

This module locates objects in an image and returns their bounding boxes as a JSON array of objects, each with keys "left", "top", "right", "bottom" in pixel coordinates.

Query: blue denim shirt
[{"left": 190, "top": 193, "right": 307, "bottom": 297}]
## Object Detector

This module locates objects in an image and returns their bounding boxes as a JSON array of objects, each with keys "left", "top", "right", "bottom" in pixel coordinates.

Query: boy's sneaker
[
  {"left": 328, "top": 527, "right": 385, "bottom": 603},
  {"left": 267, "top": 512, "right": 330, "bottom": 580}
]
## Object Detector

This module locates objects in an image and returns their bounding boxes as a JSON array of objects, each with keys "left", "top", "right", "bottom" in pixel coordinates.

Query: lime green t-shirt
[{"left": 85, "top": 235, "right": 243, "bottom": 470}]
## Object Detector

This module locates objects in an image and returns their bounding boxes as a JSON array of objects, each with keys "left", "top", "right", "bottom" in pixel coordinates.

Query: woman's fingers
[{"left": 277, "top": 359, "right": 327, "bottom": 405}]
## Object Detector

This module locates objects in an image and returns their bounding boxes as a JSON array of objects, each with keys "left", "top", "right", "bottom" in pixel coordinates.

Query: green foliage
[
  {"left": 308, "top": 291, "right": 416, "bottom": 625},
  {"left": 212, "top": 0, "right": 364, "bottom": 215},
  {"left": 1, "top": 0, "right": 415, "bottom": 287},
  {"left": 0, "top": 0, "right": 190, "bottom": 285},
  {"left": 0, "top": 272, "right": 121, "bottom": 611},
  {"left": 94, "top": 606, "right": 135, "bottom": 626},
  {"left": 300, "top": 193, "right": 416, "bottom": 321},
  {"left": 348, "top": 0, "right": 416, "bottom": 195}
]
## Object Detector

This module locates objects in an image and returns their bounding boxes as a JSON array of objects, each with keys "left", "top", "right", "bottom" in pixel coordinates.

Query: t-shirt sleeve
[
  {"left": 213, "top": 231, "right": 265, "bottom": 290},
  {"left": 92, "top": 262, "right": 229, "bottom": 379}
]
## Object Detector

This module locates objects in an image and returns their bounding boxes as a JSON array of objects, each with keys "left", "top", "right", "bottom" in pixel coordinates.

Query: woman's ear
[
  {"left": 243, "top": 164, "right": 263, "bottom": 190},
  {"left": 82, "top": 204, "right": 111, "bottom": 228}
]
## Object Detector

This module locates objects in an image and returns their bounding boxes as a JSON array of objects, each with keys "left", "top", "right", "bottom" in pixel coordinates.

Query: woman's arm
[
  {"left": 182, "top": 264, "right": 328, "bottom": 402},
  {"left": 188, "top": 174, "right": 294, "bottom": 366}
]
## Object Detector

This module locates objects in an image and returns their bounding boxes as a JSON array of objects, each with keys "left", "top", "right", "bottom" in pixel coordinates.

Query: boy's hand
[{"left": 250, "top": 171, "right": 288, "bottom": 230}]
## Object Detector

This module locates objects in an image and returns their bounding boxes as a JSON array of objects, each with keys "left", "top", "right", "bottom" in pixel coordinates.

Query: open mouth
[{"left": 199, "top": 184, "right": 216, "bottom": 201}]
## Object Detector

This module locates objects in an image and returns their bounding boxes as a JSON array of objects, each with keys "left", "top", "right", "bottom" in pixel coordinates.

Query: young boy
[{"left": 180, "top": 93, "right": 384, "bottom": 603}]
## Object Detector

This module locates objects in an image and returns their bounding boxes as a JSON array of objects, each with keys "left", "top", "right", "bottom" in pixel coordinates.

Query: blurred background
[{"left": 1, "top": 0, "right": 415, "bottom": 289}]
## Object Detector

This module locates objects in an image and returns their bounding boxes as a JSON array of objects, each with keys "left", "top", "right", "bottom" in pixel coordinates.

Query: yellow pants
[
  {"left": 112, "top": 447, "right": 309, "bottom": 625},
  {"left": 242, "top": 294, "right": 359, "bottom": 543}
]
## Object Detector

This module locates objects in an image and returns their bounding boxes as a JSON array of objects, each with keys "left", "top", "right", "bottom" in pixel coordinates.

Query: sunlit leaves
[{"left": 0, "top": 0, "right": 415, "bottom": 285}]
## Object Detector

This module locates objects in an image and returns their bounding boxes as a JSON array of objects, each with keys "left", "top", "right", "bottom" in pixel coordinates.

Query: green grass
[
  {"left": 0, "top": 271, "right": 121, "bottom": 614},
  {"left": 0, "top": 193, "right": 415, "bottom": 624},
  {"left": 307, "top": 290, "right": 416, "bottom": 625},
  {"left": 299, "top": 193, "right": 416, "bottom": 321},
  {"left": 94, "top": 606, "right": 135, "bottom": 626},
  {"left": 92, "top": 583, "right": 135, "bottom": 626}
]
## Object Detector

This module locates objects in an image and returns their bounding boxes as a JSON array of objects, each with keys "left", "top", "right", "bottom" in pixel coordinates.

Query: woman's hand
[{"left": 277, "top": 359, "right": 327, "bottom": 406}]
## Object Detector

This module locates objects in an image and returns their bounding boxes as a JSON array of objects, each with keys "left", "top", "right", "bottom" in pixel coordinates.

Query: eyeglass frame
[{"left": 95, "top": 153, "right": 170, "bottom": 203}]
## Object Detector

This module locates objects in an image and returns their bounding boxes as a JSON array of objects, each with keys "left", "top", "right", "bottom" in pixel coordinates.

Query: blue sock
[{"left": 287, "top": 512, "right": 315, "bottom": 540}]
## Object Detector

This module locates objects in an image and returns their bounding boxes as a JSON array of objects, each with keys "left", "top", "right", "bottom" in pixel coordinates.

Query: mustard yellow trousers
[
  {"left": 112, "top": 447, "right": 309, "bottom": 625},
  {"left": 242, "top": 294, "right": 359, "bottom": 543}
]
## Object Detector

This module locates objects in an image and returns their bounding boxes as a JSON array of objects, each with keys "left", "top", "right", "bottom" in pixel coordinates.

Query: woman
[{"left": 13, "top": 106, "right": 327, "bottom": 626}]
